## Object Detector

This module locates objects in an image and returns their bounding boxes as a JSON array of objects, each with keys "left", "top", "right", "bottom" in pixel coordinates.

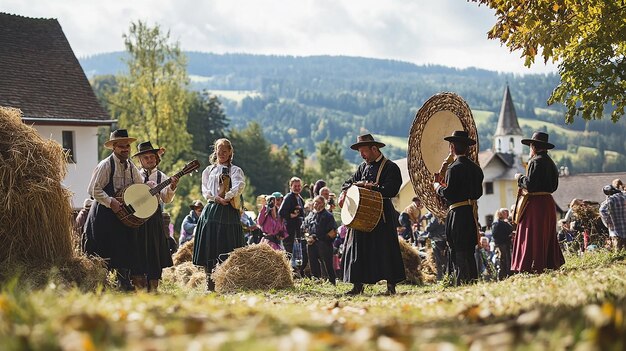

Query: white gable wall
[{"left": 33, "top": 124, "right": 99, "bottom": 209}]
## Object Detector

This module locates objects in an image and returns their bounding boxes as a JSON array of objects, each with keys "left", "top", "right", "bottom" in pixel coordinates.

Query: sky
[{"left": 3, "top": 0, "right": 558, "bottom": 74}]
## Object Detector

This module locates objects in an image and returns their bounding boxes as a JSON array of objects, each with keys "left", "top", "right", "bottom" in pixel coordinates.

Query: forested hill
[{"left": 80, "top": 52, "right": 626, "bottom": 172}]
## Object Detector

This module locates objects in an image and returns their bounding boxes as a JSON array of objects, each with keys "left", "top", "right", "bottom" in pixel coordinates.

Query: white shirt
[
  {"left": 139, "top": 167, "right": 176, "bottom": 204},
  {"left": 87, "top": 153, "right": 143, "bottom": 208},
  {"left": 201, "top": 163, "right": 245, "bottom": 202}
]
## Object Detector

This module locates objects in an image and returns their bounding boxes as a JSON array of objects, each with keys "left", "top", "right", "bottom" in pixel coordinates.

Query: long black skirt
[
  {"left": 342, "top": 210, "right": 406, "bottom": 284},
  {"left": 131, "top": 206, "right": 173, "bottom": 279},
  {"left": 82, "top": 202, "right": 136, "bottom": 269},
  {"left": 192, "top": 202, "right": 245, "bottom": 268}
]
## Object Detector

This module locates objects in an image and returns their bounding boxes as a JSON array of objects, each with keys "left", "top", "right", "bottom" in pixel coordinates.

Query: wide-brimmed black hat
[
  {"left": 443, "top": 130, "right": 476, "bottom": 145},
  {"left": 603, "top": 185, "right": 621, "bottom": 196},
  {"left": 521, "top": 131, "right": 555, "bottom": 149},
  {"left": 189, "top": 200, "right": 204, "bottom": 210},
  {"left": 104, "top": 129, "right": 136, "bottom": 149},
  {"left": 132, "top": 141, "right": 161, "bottom": 158},
  {"left": 350, "top": 134, "right": 386, "bottom": 150}
]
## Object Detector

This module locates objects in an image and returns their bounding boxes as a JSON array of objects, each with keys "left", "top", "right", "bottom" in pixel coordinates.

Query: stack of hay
[
  {"left": 0, "top": 107, "right": 106, "bottom": 288},
  {"left": 161, "top": 261, "right": 205, "bottom": 289},
  {"left": 212, "top": 243, "right": 294, "bottom": 293},
  {"left": 398, "top": 237, "right": 423, "bottom": 284},
  {"left": 419, "top": 242, "right": 438, "bottom": 284},
  {"left": 173, "top": 238, "right": 194, "bottom": 265}
]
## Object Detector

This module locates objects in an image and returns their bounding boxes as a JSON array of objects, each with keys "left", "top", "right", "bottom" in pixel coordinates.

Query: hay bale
[
  {"left": 173, "top": 238, "right": 194, "bottom": 265},
  {"left": 211, "top": 243, "right": 294, "bottom": 293},
  {"left": 162, "top": 261, "right": 206, "bottom": 289},
  {"left": 420, "top": 243, "right": 438, "bottom": 284},
  {"left": 0, "top": 107, "right": 73, "bottom": 266},
  {"left": 398, "top": 237, "right": 423, "bottom": 284}
]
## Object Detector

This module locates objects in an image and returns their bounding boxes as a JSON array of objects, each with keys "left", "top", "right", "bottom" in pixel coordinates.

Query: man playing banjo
[
  {"left": 130, "top": 141, "right": 178, "bottom": 292},
  {"left": 83, "top": 129, "right": 143, "bottom": 291},
  {"left": 339, "top": 134, "right": 405, "bottom": 295}
]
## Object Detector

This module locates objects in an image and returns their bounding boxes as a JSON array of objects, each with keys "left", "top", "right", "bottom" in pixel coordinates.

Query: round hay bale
[
  {"left": 0, "top": 106, "right": 73, "bottom": 266},
  {"left": 211, "top": 243, "right": 294, "bottom": 293},
  {"left": 173, "top": 238, "right": 194, "bottom": 265},
  {"left": 162, "top": 261, "right": 206, "bottom": 289},
  {"left": 398, "top": 237, "right": 423, "bottom": 284}
]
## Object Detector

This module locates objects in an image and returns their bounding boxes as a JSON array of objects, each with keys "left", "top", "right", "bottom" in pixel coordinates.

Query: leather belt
[{"left": 449, "top": 200, "right": 472, "bottom": 210}]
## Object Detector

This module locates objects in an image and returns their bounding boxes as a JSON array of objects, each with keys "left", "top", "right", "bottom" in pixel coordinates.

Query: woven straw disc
[{"left": 407, "top": 92, "right": 479, "bottom": 221}]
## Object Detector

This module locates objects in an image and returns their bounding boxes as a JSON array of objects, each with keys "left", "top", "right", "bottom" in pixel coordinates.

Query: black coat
[
  {"left": 436, "top": 156, "right": 484, "bottom": 252},
  {"left": 341, "top": 156, "right": 406, "bottom": 284},
  {"left": 278, "top": 191, "right": 305, "bottom": 244},
  {"left": 518, "top": 151, "right": 558, "bottom": 193}
]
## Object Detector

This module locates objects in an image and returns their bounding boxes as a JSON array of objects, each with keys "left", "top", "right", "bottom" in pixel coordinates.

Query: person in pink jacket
[{"left": 258, "top": 192, "right": 289, "bottom": 250}]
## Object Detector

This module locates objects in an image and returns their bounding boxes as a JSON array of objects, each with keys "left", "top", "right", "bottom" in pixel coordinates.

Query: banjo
[{"left": 115, "top": 159, "right": 200, "bottom": 228}]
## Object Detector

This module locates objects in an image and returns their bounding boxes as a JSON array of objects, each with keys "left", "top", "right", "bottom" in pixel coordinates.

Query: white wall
[{"left": 33, "top": 125, "right": 99, "bottom": 209}]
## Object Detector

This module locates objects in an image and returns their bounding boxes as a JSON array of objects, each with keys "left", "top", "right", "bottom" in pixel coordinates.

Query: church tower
[{"left": 493, "top": 85, "right": 524, "bottom": 155}]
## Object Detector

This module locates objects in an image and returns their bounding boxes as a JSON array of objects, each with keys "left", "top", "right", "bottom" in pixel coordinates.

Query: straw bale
[
  {"left": 398, "top": 237, "right": 423, "bottom": 284},
  {"left": 0, "top": 106, "right": 73, "bottom": 267},
  {"left": 420, "top": 243, "right": 438, "bottom": 284},
  {"left": 211, "top": 243, "right": 294, "bottom": 293},
  {"left": 173, "top": 238, "right": 194, "bottom": 265},
  {"left": 162, "top": 261, "right": 205, "bottom": 289}
]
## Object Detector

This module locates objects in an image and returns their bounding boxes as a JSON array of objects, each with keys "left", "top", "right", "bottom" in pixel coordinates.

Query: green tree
[
  {"left": 469, "top": 1, "right": 626, "bottom": 122},
  {"left": 316, "top": 139, "right": 350, "bottom": 175},
  {"left": 187, "top": 91, "right": 229, "bottom": 161},
  {"left": 108, "top": 20, "right": 191, "bottom": 173}
]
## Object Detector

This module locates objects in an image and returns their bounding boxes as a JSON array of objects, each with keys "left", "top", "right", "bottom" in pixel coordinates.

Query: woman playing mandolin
[{"left": 192, "top": 138, "right": 246, "bottom": 292}]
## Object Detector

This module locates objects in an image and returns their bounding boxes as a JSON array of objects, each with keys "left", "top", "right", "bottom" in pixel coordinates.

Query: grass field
[{"left": 1, "top": 251, "right": 625, "bottom": 350}]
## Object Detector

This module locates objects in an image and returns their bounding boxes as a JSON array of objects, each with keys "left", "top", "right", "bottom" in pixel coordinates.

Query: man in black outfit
[
  {"left": 306, "top": 195, "right": 338, "bottom": 285},
  {"left": 278, "top": 177, "right": 307, "bottom": 273},
  {"left": 339, "top": 134, "right": 405, "bottom": 295},
  {"left": 434, "top": 130, "right": 484, "bottom": 285}
]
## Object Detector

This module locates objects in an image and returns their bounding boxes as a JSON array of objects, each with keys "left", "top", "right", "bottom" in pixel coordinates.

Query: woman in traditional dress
[
  {"left": 511, "top": 132, "right": 565, "bottom": 273},
  {"left": 193, "top": 138, "right": 246, "bottom": 291}
]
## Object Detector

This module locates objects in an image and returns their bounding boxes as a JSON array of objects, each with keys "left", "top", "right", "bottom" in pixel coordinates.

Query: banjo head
[
  {"left": 408, "top": 92, "right": 479, "bottom": 221},
  {"left": 122, "top": 183, "right": 159, "bottom": 219}
]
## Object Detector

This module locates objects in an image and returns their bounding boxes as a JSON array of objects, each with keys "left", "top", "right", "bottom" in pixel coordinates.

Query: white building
[{"left": 0, "top": 13, "right": 114, "bottom": 209}]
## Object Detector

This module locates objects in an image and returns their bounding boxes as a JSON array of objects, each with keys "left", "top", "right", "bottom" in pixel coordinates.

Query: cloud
[{"left": 2, "top": 0, "right": 558, "bottom": 74}]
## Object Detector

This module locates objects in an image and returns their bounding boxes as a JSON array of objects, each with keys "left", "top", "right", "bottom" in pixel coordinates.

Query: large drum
[{"left": 341, "top": 185, "right": 383, "bottom": 232}]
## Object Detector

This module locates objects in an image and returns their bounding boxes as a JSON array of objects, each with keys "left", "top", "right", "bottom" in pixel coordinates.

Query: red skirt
[{"left": 511, "top": 194, "right": 565, "bottom": 273}]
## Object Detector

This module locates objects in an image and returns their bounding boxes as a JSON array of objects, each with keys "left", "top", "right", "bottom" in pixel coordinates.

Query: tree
[
  {"left": 316, "top": 139, "right": 350, "bottom": 176},
  {"left": 469, "top": 1, "right": 626, "bottom": 123},
  {"left": 187, "top": 91, "right": 229, "bottom": 161},
  {"left": 108, "top": 21, "right": 191, "bottom": 173}
]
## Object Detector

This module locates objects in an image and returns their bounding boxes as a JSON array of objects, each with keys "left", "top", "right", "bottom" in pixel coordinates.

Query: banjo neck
[{"left": 148, "top": 168, "right": 186, "bottom": 196}]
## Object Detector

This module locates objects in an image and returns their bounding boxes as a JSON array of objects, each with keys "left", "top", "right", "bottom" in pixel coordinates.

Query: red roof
[{"left": 0, "top": 13, "right": 112, "bottom": 125}]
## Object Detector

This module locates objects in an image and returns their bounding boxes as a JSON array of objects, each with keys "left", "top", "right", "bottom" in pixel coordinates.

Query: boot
[
  {"left": 148, "top": 280, "right": 159, "bottom": 293},
  {"left": 345, "top": 283, "right": 364, "bottom": 295},
  {"left": 205, "top": 266, "right": 215, "bottom": 292},
  {"left": 385, "top": 282, "right": 397, "bottom": 295},
  {"left": 117, "top": 269, "right": 134, "bottom": 292},
  {"left": 131, "top": 275, "right": 147, "bottom": 291}
]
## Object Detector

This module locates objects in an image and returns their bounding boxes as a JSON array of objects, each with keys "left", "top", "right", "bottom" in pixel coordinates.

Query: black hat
[
  {"left": 603, "top": 185, "right": 621, "bottom": 196},
  {"left": 350, "top": 134, "right": 386, "bottom": 150},
  {"left": 521, "top": 131, "right": 555, "bottom": 149},
  {"left": 443, "top": 130, "right": 476, "bottom": 145},
  {"left": 189, "top": 200, "right": 204, "bottom": 210},
  {"left": 104, "top": 129, "right": 136, "bottom": 149},
  {"left": 132, "top": 141, "right": 161, "bottom": 158}
]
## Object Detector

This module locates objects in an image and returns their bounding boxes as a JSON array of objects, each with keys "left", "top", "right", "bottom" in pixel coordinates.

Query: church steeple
[{"left": 493, "top": 85, "right": 524, "bottom": 155}]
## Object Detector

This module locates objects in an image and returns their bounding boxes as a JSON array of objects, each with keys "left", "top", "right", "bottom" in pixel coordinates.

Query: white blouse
[{"left": 201, "top": 163, "right": 245, "bottom": 202}]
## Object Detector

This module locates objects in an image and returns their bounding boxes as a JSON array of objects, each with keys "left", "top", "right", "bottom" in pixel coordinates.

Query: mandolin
[
  {"left": 218, "top": 166, "right": 242, "bottom": 210},
  {"left": 115, "top": 160, "right": 200, "bottom": 228}
]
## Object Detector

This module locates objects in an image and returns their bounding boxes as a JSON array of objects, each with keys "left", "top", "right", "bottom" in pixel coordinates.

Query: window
[
  {"left": 62, "top": 130, "right": 75, "bottom": 163},
  {"left": 485, "top": 215, "right": 494, "bottom": 229},
  {"left": 485, "top": 182, "right": 494, "bottom": 194}
]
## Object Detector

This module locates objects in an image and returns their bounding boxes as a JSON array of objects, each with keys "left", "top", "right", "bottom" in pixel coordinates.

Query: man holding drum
[
  {"left": 338, "top": 134, "right": 405, "bottom": 295},
  {"left": 433, "top": 130, "right": 484, "bottom": 285}
]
